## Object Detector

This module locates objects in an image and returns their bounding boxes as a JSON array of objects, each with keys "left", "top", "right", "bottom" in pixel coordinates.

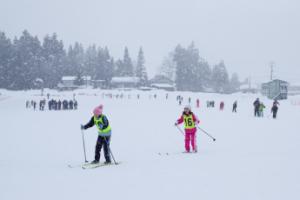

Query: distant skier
[
  {"left": 33, "top": 101, "right": 36, "bottom": 111},
  {"left": 253, "top": 98, "right": 260, "bottom": 117},
  {"left": 26, "top": 100, "right": 30, "bottom": 109},
  {"left": 271, "top": 101, "right": 279, "bottom": 119},
  {"left": 232, "top": 101, "right": 237, "bottom": 112},
  {"left": 220, "top": 101, "right": 224, "bottom": 111},
  {"left": 81, "top": 104, "right": 112, "bottom": 164},
  {"left": 259, "top": 102, "right": 266, "bottom": 117},
  {"left": 74, "top": 100, "right": 78, "bottom": 110},
  {"left": 196, "top": 99, "right": 200, "bottom": 108},
  {"left": 69, "top": 100, "right": 74, "bottom": 110},
  {"left": 175, "top": 105, "right": 200, "bottom": 153}
]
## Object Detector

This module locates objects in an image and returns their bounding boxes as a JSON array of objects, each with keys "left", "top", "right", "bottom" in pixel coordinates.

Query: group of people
[
  {"left": 26, "top": 99, "right": 78, "bottom": 111},
  {"left": 48, "top": 99, "right": 78, "bottom": 110},
  {"left": 253, "top": 98, "right": 279, "bottom": 118},
  {"left": 80, "top": 95, "right": 283, "bottom": 166},
  {"left": 81, "top": 104, "right": 200, "bottom": 165}
]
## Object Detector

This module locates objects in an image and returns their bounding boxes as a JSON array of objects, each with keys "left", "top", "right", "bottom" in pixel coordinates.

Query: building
[
  {"left": 288, "top": 83, "right": 300, "bottom": 96},
  {"left": 57, "top": 76, "right": 92, "bottom": 90},
  {"left": 111, "top": 77, "right": 140, "bottom": 88},
  {"left": 261, "top": 79, "right": 288, "bottom": 100},
  {"left": 150, "top": 83, "right": 175, "bottom": 91},
  {"left": 149, "top": 75, "right": 175, "bottom": 91},
  {"left": 91, "top": 79, "right": 106, "bottom": 88}
]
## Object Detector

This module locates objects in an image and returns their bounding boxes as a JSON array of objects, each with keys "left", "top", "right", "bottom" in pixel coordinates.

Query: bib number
[{"left": 184, "top": 118, "right": 193, "bottom": 127}]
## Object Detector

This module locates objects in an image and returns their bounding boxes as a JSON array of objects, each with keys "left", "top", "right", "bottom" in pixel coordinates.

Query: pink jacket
[{"left": 177, "top": 112, "right": 200, "bottom": 134}]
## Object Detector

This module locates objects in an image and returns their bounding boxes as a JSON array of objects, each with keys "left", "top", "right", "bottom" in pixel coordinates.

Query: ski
[
  {"left": 68, "top": 162, "right": 121, "bottom": 169},
  {"left": 68, "top": 162, "right": 90, "bottom": 168},
  {"left": 82, "top": 162, "right": 121, "bottom": 169},
  {"left": 158, "top": 152, "right": 170, "bottom": 156},
  {"left": 157, "top": 151, "right": 197, "bottom": 156}
]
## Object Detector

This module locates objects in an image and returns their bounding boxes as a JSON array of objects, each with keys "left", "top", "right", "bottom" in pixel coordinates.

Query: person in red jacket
[
  {"left": 175, "top": 105, "right": 200, "bottom": 153},
  {"left": 196, "top": 99, "right": 200, "bottom": 108}
]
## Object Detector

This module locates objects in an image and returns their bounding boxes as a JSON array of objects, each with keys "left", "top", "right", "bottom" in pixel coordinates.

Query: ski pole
[
  {"left": 81, "top": 128, "right": 88, "bottom": 163},
  {"left": 175, "top": 124, "right": 185, "bottom": 136},
  {"left": 196, "top": 125, "right": 216, "bottom": 141},
  {"left": 104, "top": 137, "right": 118, "bottom": 165}
]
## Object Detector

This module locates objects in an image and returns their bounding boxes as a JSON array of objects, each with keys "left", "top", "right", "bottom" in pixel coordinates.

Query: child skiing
[
  {"left": 220, "top": 101, "right": 225, "bottom": 111},
  {"left": 232, "top": 101, "right": 237, "bottom": 112},
  {"left": 196, "top": 99, "right": 200, "bottom": 108},
  {"left": 259, "top": 102, "right": 266, "bottom": 117},
  {"left": 81, "top": 104, "right": 112, "bottom": 164},
  {"left": 175, "top": 105, "right": 200, "bottom": 153},
  {"left": 271, "top": 100, "right": 279, "bottom": 119}
]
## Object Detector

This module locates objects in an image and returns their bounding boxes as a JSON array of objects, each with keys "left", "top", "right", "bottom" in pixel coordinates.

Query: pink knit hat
[{"left": 93, "top": 104, "right": 103, "bottom": 116}]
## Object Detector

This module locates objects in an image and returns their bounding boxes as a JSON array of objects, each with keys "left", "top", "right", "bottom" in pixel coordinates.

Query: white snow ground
[{"left": 0, "top": 89, "right": 300, "bottom": 200}]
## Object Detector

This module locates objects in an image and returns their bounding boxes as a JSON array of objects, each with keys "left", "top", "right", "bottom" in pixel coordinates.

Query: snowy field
[{"left": 0, "top": 89, "right": 300, "bottom": 200}]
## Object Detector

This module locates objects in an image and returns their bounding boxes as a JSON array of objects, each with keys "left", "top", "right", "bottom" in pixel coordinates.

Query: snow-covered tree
[
  {"left": 41, "top": 33, "right": 66, "bottom": 88},
  {"left": 136, "top": 47, "right": 148, "bottom": 86},
  {"left": 211, "top": 61, "right": 230, "bottom": 93},
  {"left": 0, "top": 32, "right": 13, "bottom": 88},
  {"left": 10, "top": 30, "right": 43, "bottom": 89}
]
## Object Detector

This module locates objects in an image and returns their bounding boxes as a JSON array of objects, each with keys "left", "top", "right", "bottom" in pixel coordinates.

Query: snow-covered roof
[
  {"left": 83, "top": 76, "right": 92, "bottom": 81},
  {"left": 151, "top": 83, "right": 175, "bottom": 88},
  {"left": 62, "top": 76, "right": 76, "bottom": 81},
  {"left": 111, "top": 77, "right": 140, "bottom": 83},
  {"left": 62, "top": 76, "right": 91, "bottom": 81},
  {"left": 92, "top": 79, "right": 105, "bottom": 82}
]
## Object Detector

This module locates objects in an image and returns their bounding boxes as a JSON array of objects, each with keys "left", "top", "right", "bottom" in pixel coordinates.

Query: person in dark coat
[
  {"left": 220, "top": 101, "right": 224, "bottom": 111},
  {"left": 253, "top": 98, "right": 260, "bottom": 117},
  {"left": 232, "top": 101, "right": 237, "bottom": 112},
  {"left": 74, "top": 100, "right": 78, "bottom": 110},
  {"left": 69, "top": 100, "right": 74, "bottom": 110},
  {"left": 271, "top": 101, "right": 279, "bottom": 119}
]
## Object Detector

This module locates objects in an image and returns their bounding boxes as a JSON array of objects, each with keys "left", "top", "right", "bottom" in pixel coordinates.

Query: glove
[{"left": 81, "top": 124, "right": 85, "bottom": 130}]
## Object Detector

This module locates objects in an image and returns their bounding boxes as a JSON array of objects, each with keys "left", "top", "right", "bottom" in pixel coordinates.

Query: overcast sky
[{"left": 1, "top": 0, "right": 299, "bottom": 84}]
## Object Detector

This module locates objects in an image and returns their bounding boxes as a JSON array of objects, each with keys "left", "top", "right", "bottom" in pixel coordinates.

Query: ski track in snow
[{"left": 0, "top": 89, "right": 300, "bottom": 200}]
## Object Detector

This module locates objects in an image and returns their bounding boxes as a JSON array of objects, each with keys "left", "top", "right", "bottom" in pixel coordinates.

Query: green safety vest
[
  {"left": 183, "top": 114, "right": 195, "bottom": 129},
  {"left": 94, "top": 115, "right": 111, "bottom": 135}
]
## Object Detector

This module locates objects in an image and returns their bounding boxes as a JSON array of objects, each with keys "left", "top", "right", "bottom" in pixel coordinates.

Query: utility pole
[{"left": 270, "top": 62, "right": 274, "bottom": 81}]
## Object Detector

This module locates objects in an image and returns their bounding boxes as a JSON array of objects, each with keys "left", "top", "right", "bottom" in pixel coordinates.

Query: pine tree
[
  {"left": 159, "top": 52, "right": 176, "bottom": 82},
  {"left": 122, "top": 47, "right": 134, "bottom": 76},
  {"left": 0, "top": 32, "right": 13, "bottom": 88},
  {"left": 66, "top": 42, "right": 85, "bottom": 85},
  {"left": 85, "top": 45, "right": 98, "bottom": 79},
  {"left": 174, "top": 44, "right": 186, "bottom": 91},
  {"left": 41, "top": 33, "right": 66, "bottom": 88},
  {"left": 10, "top": 30, "right": 43, "bottom": 90},
  {"left": 211, "top": 61, "right": 230, "bottom": 93},
  {"left": 136, "top": 47, "right": 148, "bottom": 86},
  {"left": 174, "top": 42, "right": 203, "bottom": 91},
  {"left": 229, "top": 73, "right": 240, "bottom": 92}
]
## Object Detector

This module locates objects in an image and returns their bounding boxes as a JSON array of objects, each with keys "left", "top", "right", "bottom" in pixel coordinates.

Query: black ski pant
[
  {"left": 254, "top": 109, "right": 259, "bottom": 117},
  {"left": 95, "top": 135, "right": 111, "bottom": 162},
  {"left": 272, "top": 111, "right": 277, "bottom": 119}
]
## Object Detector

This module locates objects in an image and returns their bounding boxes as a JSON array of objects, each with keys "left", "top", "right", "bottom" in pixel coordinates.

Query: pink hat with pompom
[{"left": 93, "top": 104, "right": 103, "bottom": 116}]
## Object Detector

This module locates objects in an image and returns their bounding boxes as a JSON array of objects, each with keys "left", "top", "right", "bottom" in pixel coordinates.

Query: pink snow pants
[{"left": 185, "top": 130, "right": 197, "bottom": 152}]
